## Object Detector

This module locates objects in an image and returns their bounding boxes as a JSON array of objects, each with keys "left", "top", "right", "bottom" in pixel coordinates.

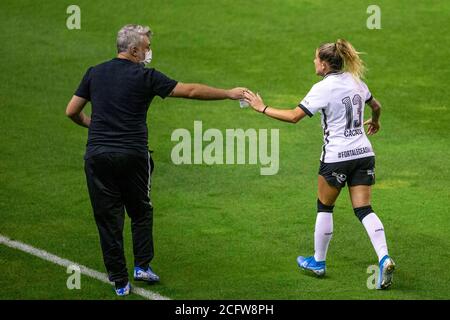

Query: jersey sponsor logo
[
  {"left": 338, "top": 147, "right": 372, "bottom": 159},
  {"left": 344, "top": 128, "right": 363, "bottom": 137},
  {"left": 332, "top": 172, "right": 347, "bottom": 184}
]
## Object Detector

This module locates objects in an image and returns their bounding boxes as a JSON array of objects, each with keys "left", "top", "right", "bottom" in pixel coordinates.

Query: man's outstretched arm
[{"left": 169, "top": 82, "right": 246, "bottom": 100}]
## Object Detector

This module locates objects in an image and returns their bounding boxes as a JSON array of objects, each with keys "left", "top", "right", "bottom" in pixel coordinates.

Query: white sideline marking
[{"left": 0, "top": 234, "right": 170, "bottom": 300}]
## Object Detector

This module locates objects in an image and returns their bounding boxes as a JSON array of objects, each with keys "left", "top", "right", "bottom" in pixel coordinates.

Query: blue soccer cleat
[
  {"left": 134, "top": 266, "right": 160, "bottom": 283},
  {"left": 115, "top": 282, "right": 131, "bottom": 296},
  {"left": 297, "top": 256, "right": 326, "bottom": 277},
  {"left": 377, "top": 255, "right": 395, "bottom": 289}
]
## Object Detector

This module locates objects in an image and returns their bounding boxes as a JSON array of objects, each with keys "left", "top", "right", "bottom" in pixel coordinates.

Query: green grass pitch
[{"left": 0, "top": 0, "right": 449, "bottom": 299}]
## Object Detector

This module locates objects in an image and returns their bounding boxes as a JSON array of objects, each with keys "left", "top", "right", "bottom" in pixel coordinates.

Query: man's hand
[
  {"left": 243, "top": 89, "right": 266, "bottom": 113},
  {"left": 364, "top": 118, "right": 380, "bottom": 135},
  {"left": 227, "top": 87, "right": 248, "bottom": 100}
]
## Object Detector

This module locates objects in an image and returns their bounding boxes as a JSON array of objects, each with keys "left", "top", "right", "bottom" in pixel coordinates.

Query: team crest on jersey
[{"left": 332, "top": 172, "right": 347, "bottom": 184}]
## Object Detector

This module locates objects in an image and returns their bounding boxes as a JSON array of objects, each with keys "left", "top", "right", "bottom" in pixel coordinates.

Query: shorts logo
[
  {"left": 332, "top": 172, "right": 347, "bottom": 184},
  {"left": 367, "top": 169, "right": 375, "bottom": 177}
]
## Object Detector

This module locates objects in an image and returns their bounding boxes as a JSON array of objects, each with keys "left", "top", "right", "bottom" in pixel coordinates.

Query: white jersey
[{"left": 299, "top": 72, "right": 375, "bottom": 163}]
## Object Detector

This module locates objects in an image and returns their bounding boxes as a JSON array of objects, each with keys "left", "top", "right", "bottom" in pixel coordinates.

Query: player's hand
[
  {"left": 243, "top": 90, "right": 266, "bottom": 113},
  {"left": 364, "top": 118, "right": 380, "bottom": 135},
  {"left": 227, "top": 87, "right": 248, "bottom": 100}
]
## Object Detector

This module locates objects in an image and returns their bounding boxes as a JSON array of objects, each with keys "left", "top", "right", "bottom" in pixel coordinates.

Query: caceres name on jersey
[{"left": 298, "top": 72, "right": 375, "bottom": 163}]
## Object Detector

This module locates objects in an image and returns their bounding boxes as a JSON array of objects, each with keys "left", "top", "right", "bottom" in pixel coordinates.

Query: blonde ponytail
[
  {"left": 317, "top": 39, "right": 366, "bottom": 79},
  {"left": 335, "top": 39, "right": 365, "bottom": 79}
]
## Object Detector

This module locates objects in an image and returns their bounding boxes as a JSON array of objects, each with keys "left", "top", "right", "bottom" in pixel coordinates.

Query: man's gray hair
[{"left": 116, "top": 24, "right": 152, "bottom": 53}]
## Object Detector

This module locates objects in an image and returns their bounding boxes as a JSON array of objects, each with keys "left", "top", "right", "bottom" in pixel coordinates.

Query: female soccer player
[{"left": 243, "top": 39, "right": 395, "bottom": 289}]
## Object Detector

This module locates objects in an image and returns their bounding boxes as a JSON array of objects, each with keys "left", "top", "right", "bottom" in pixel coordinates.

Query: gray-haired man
[{"left": 66, "top": 24, "right": 246, "bottom": 296}]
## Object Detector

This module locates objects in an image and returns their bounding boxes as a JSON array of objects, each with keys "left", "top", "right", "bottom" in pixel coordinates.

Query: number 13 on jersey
[{"left": 342, "top": 94, "right": 363, "bottom": 129}]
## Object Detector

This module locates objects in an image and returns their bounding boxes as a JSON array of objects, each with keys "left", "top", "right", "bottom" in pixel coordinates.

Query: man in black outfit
[{"left": 65, "top": 24, "right": 246, "bottom": 296}]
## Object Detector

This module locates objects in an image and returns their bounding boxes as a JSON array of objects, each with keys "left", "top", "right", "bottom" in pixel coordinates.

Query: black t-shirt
[{"left": 75, "top": 58, "right": 178, "bottom": 159}]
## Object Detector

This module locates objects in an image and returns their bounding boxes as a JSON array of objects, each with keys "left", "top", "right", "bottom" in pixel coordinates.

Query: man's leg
[
  {"left": 85, "top": 154, "right": 128, "bottom": 287},
  {"left": 118, "top": 153, "right": 154, "bottom": 270}
]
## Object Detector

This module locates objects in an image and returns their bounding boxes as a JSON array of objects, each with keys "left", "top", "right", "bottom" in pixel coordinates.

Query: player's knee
[
  {"left": 317, "top": 199, "right": 334, "bottom": 213},
  {"left": 354, "top": 205, "right": 373, "bottom": 222}
]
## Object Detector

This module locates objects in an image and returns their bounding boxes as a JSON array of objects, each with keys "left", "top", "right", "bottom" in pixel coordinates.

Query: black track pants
[{"left": 84, "top": 152, "right": 154, "bottom": 283}]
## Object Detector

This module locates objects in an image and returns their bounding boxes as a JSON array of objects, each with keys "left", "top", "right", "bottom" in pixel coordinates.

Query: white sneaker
[{"left": 134, "top": 266, "right": 160, "bottom": 283}]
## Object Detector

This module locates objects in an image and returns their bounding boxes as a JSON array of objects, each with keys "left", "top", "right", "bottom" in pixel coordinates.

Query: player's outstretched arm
[
  {"left": 243, "top": 90, "right": 307, "bottom": 124},
  {"left": 364, "top": 97, "right": 382, "bottom": 135},
  {"left": 169, "top": 82, "right": 247, "bottom": 100}
]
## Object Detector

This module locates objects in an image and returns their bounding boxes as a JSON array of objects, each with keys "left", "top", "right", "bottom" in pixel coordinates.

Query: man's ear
[{"left": 131, "top": 46, "right": 138, "bottom": 57}]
